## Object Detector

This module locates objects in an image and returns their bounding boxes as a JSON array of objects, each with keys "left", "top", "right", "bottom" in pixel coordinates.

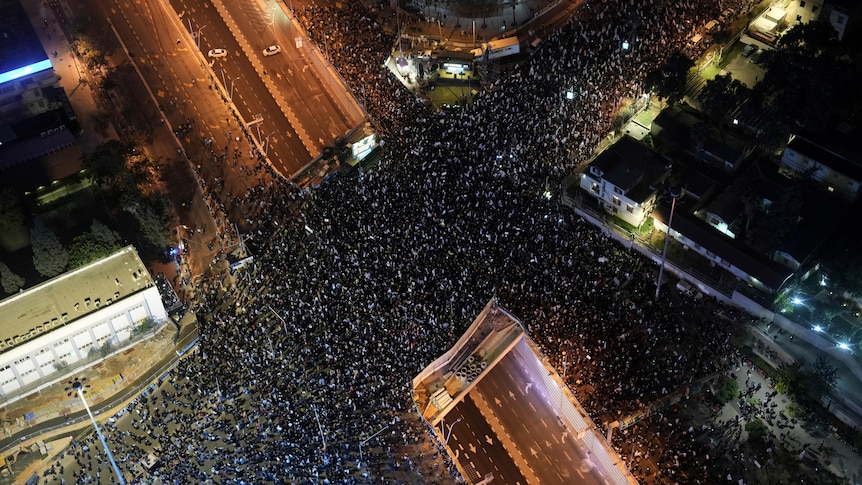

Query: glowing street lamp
[
  {"left": 792, "top": 297, "right": 802, "bottom": 305},
  {"left": 66, "top": 378, "right": 126, "bottom": 485},
  {"left": 813, "top": 325, "right": 822, "bottom": 332},
  {"left": 838, "top": 342, "right": 850, "bottom": 351}
]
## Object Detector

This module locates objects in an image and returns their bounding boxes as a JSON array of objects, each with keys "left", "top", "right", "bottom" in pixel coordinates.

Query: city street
[
  {"left": 472, "top": 351, "right": 605, "bottom": 485},
  {"left": 446, "top": 395, "right": 528, "bottom": 485}
]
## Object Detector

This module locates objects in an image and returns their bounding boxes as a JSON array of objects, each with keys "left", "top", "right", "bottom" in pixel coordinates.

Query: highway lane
[
  {"left": 103, "top": 0, "right": 253, "bottom": 166},
  {"left": 221, "top": 0, "right": 359, "bottom": 150},
  {"left": 473, "top": 351, "right": 604, "bottom": 485},
  {"left": 169, "top": 0, "right": 311, "bottom": 175},
  {"left": 447, "top": 395, "right": 528, "bottom": 485}
]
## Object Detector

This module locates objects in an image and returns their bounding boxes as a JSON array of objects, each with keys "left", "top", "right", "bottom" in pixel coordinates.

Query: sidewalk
[{"left": 0, "top": 320, "right": 197, "bottom": 484}]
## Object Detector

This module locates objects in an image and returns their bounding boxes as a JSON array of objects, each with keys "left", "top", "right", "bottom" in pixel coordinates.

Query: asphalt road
[
  {"left": 167, "top": 0, "right": 311, "bottom": 174},
  {"left": 218, "top": 0, "right": 358, "bottom": 149},
  {"left": 447, "top": 395, "right": 528, "bottom": 485},
  {"left": 472, "top": 351, "right": 604, "bottom": 485}
]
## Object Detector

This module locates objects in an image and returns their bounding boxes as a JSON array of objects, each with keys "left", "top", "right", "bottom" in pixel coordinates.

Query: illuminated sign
[
  {"left": 444, "top": 63, "right": 467, "bottom": 74},
  {"left": 0, "top": 59, "right": 52, "bottom": 85},
  {"left": 351, "top": 134, "right": 376, "bottom": 161}
]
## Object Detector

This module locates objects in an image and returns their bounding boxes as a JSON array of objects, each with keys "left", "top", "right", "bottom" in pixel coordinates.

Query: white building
[
  {"left": 779, "top": 132, "right": 862, "bottom": 202},
  {"left": 0, "top": 246, "right": 166, "bottom": 400},
  {"left": 579, "top": 136, "right": 671, "bottom": 227}
]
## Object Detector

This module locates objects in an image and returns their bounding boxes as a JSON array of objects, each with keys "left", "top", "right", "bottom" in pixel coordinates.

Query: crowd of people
[{"left": 46, "top": 0, "right": 771, "bottom": 483}]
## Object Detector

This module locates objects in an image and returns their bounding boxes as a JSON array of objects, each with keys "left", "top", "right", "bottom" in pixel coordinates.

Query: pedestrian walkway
[{"left": 0, "top": 319, "right": 197, "bottom": 484}]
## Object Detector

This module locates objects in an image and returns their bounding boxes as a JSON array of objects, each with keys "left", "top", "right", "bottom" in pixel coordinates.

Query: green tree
[
  {"left": 84, "top": 140, "right": 135, "bottom": 185},
  {"left": 643, "top": 51, "right": 694, "bottom": 105},
  {"left": 67, "top": 233, "right": 120, "bottom": 269},
  {"left": 124, "top": 202, "right": 171, "bottom": 248},
  {"left": 775, "top": 360, "right": 804, "bottom": 397},
  {"left": 31, "top": 218, "right": 68, "bottom": 277},
  {"left": 0, "top": 261, "right": 25, "bottom": 294},
  {"left": 0, "top": 187, "right": 30, "bottom": 252},
  {"left": 698, "top": 73, "right": 751, "bottom": 123},
  {"left": 807, "top": 355, "right": 838, "bottom": 401},
  {"left": 745, "top": 418, "right": 768, "bottom": 442},
  {"left": 89, "top": 219, "right": 121, "bottom": 245},
  {"left": 715, "top": 375, "right": 739, "bottom": 404},
  {"left": 746, "top": 21, "right": 857, "bottom": 147}
]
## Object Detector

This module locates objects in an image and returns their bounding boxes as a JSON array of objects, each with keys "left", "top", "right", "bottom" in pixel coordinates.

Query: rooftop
[
  {"left": 592, "top": 136, "right": 671, "bottom": 203},
  {"left": 0, "top": 246, "right": 154, "bottom": 353},
  {"left": 785, "top": 131, "right": 862, "bottom": 181},
  {"left": 0, "top": 0, "right": 50, "bottom": 76}
]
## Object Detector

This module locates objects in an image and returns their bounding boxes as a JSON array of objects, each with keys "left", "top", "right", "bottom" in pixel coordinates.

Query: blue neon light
[{"left": 0, "top": 59, "right": 53, "bottom": 85}]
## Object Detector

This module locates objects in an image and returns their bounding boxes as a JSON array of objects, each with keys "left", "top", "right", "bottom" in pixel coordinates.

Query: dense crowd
[{"left": 48, "top": 0, "right": 766, "bottom": 483}]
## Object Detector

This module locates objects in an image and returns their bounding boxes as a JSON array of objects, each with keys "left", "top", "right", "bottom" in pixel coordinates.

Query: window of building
[
  {"left": 626, "top": 204, "right": 634, "bottom": 213},
  {"left": 590, "top": 183, "right": 600, "bottom": 194},
  {"left": 613, "top": 187, "right": 623, "bottom": 195},
  {"left": 837, "top": 15, "right": 846, "bottom": 24},
  {"left": 797, "top": 15, "right": 802, "bottom": 21},
  {"left": 812, "top": 5, "right": 818, "bottom": 12},
  {"left": 799, "top": 0, "right": 805, "bottom": 7},
  {"left": 612, "top": 195, "right": 621, "bottom": 206}
]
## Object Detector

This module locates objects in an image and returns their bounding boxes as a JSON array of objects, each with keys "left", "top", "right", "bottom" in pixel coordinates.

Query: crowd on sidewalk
[{"left": 37, "top": 0, "right": 792, "bottom": 483}]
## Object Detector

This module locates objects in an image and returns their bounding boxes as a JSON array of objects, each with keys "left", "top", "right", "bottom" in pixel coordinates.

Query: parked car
[
  {"left": 208, "top": 48, "right": 227, "bottom": 58},
  {"left": 263, "top": 45, "right": 282, "bottom": 57},
  {"left": 741, "top": 44, "right": 756, "bottom": 57},
  {"left": 719, "top": 9, "right": 734, "bottom": 23}
]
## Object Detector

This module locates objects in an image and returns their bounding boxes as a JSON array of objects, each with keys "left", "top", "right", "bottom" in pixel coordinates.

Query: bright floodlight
[
  {"left": 838, "top": 342, "right": 850, "bottom": 350},
  {"left": 543, "top": 189, "right": 552, "bottom": 199},
  {"left": 622, "top": 40, "right": 630, "bottom": 50},
  {"left": 813, "top": 325, "right": 822, "bottom": 332},
  {"left": 566, "top": 90, "right": 575, "bottom": 100},
  {"left": 792, "top": 297, "right": 802, "bottom": 305}
]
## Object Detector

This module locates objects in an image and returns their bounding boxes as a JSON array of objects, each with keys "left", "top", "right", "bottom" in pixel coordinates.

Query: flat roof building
[{"left": 0, "top": 246, "right": 167, "bottom": 402}]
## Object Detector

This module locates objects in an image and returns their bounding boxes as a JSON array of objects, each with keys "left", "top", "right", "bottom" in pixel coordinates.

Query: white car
[
  {"left": 208, "top": 48, "right": 227, "bottom": 58},
  {"left": 263, "top": 45, "right": 282, "bottom": 57}
]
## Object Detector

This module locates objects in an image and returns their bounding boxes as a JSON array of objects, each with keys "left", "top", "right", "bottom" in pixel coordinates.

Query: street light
[
  {"left": 655, "top": 187, "right": 681, "bottom": 299},
  {"left": 264, "top": 131, "right": 276, "bottom": 156},
  {"left": 66, "top": 378, "right": 126, "bottom": 485},
  {"left": 358, "top": 424, "right": 389, "bottom": 470},
  {"left": 442, "top": 417, "right": 462, "bottom": 445}
]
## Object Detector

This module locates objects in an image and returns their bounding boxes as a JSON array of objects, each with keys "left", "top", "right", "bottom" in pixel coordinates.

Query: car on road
[
  {"left": 741, "top": 44, "right": 756, "bottom": 57},
  {"left": 263, "top": 45, "right": 282, "bottom": 57},
  {"left": 208, "top": 48, "right": 227, "bottom": 58}
]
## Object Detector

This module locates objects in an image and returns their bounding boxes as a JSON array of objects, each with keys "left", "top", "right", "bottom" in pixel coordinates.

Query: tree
[
  {"left": 745, "top": 418, "right": 768, "bottom": 442},
  {"left": 0, "top": 187, "right": 30, "bottom": 252},
  {"left": 89, "top": 219, "right": 121, "bottom": 245},
  {"left": 746, "top": 21, "right": 857, "bottom": 146},
  {"left": 84, "top": 140, "right": 135, "bottom": 185},
  {"left": 0, "top": 262, "right": 25, "bottom": 294},
  {"left": 807, "top": 354, "right": 838, "bottom": 401},
  {"left": 30, "top": 218, "right": 68, "bottom": 277},
  {"left": 698, "top": 73, "right": 750, "bottom": 122},
  {"left": 124, "top": 202, "right": 171, "bottom": 248},
  {"left": 715, "top": 375, "right": 739, "bottom": 404},
  {"left": 67, "top": 233, "right": 120, "bottom": 269},
  {"left": 643, "top": 51, "right": 694, "bottom": 105}
]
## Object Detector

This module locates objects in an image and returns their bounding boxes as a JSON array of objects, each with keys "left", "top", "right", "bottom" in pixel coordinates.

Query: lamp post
[
  {"left": 264, "top": 131, "right": 276, "bottom": 156},
  {"left": 358, "top": 424, "right": 389, "bottom": 470},
  {"left": 267, "top": 304, "right": 288, "bottom": 335},
  {"left": 66, "top": 378, "right": 126, "bottom": 485},
  {"left": 442, "top": 417, "right": 462, "bottom": 445},
  {"left": 195, "top": 25, "right": 206, "bottom": 48},
  {"left": 655, "top": 187, "right": 681, "bottom": 299}
]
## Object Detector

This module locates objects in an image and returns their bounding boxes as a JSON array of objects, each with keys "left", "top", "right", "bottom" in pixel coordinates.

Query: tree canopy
[
  {"left": 643, "top": 51, "right": 694, "bottom": 105},
  {"left": 30, "top": 218, "right": 68, "bottom": 278},
  {"left": 745, "top": 21, "right": 858, "bottom": 146}
]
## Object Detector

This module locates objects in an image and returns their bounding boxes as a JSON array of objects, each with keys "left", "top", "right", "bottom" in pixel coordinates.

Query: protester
[{"left": 43, "top": 0, "right": 761, "bottom": 483}]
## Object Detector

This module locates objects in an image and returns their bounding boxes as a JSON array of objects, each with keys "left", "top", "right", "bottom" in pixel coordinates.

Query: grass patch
[
  {"left": 699, "top": 64, "right": 721, "bottom": 80},
  {"left": 608, "top": 215, "right": 638, "bottom": 233}
]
